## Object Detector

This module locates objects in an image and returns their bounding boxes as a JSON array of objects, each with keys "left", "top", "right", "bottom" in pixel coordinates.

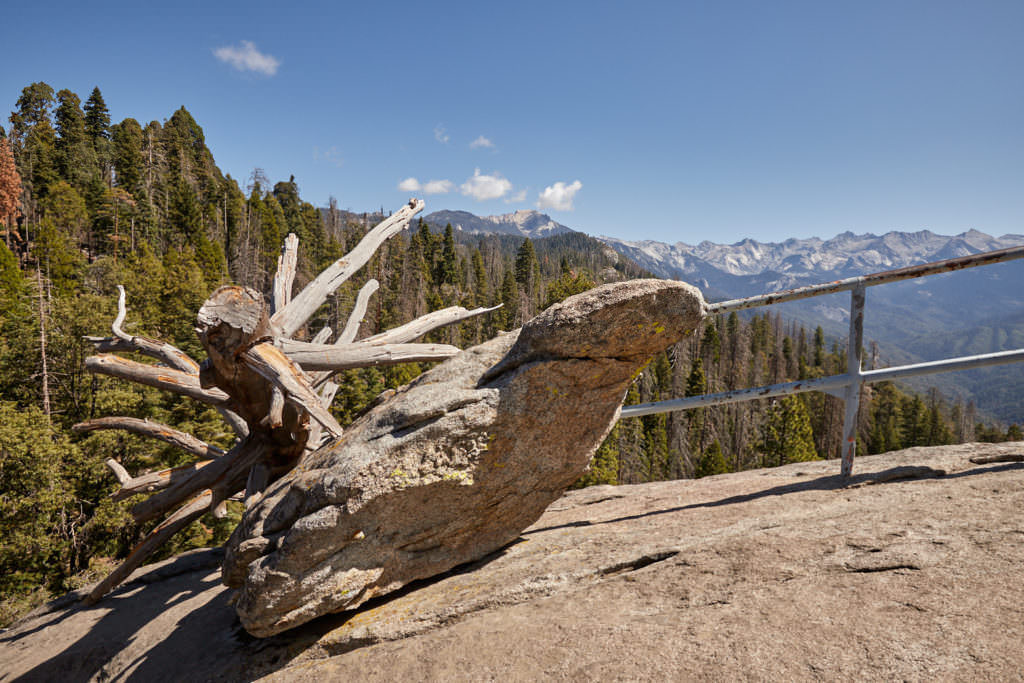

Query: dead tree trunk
[{"left": 77, "top": 199, "right": 500, "bottom": 604}]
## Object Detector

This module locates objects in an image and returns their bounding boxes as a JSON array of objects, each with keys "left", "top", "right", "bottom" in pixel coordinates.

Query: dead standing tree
[{"left": 75, "top": 199, "right": 499, "bottom": 604}]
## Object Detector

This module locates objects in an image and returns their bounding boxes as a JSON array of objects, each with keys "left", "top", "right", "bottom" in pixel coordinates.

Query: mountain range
[
  {"left": 421, "top": 210, "right": 575, "bottom": 239},
  {"left": 598, "top": 228, "right": 1024, "bottom": 301},
  {"left": 420, "top": 209, "right": 1024, "bottom": 421}
]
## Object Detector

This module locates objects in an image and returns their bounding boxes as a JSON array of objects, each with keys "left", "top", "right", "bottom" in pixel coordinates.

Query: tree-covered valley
[{"left": 0, "top": 82, "right": 1019, "bottom": 625}]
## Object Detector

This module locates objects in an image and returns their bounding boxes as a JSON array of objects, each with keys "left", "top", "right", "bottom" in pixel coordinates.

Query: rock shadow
[
  {"left": 528, "top": 461, "right": 1023, "bottom": 535},
  {"left": 9, "top": 550, "right": 225, "bottom": 683}
]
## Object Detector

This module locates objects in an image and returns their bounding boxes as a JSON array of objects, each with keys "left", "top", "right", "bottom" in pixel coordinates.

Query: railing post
[{"left": 840, "top": 283, "right": 865, "bottom": 477}]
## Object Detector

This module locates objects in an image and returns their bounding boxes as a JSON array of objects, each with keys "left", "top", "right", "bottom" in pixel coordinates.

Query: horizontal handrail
[
  {"left": 707, "top": 244, "right": 1024, "bottom": 314},
  {"left": 620, "top": 244, "right": 1024, "bottom": 477},
  {"left": 621, "top": 348, "right": 1024, "bottom": 419}
]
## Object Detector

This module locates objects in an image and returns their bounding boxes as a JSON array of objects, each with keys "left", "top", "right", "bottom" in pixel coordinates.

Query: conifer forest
[{"left": 0, "top": 82, "right": 1019, "bottom": 624}]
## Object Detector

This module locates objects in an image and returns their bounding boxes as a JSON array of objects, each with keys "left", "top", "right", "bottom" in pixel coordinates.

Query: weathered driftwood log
[
  {"left": 77, "top": 199, "right": 500, "bottom": 605},
  {"left": 222, "top": 279, "right": 706, "bottom": 637}
]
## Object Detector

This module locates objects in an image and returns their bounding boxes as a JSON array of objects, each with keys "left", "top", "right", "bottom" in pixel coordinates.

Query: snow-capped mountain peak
[{"left": 422, "top": 209, "right": 575, "bottom": 239}]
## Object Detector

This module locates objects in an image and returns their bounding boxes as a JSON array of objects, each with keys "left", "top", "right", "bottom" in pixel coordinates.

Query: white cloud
[
  {"left": 504, "top": 189, "right": 527, "bottom": 204},
  {"left": 470, "top": 135, "right": 494, "bottom": 149},
  {"left": 537, "top": 180, "right": 583, "bottom": 211},
  {"left": 434, "top": 125, "right": 450, "bottom": 144},
  {"left": 213, "top": 41, "right": 280, "bottom": 76},
  {"left": 398, "top": 178, "right": 453, "bottom": 194},
  {"left": 460, "top": 169, "right": 513, "bottom": 201},
  {"left": 398, "top": 177, "right": 421, "bottom": 192},
  {"left": 422, "top": 179, "right": 454, "bottom": 194}
]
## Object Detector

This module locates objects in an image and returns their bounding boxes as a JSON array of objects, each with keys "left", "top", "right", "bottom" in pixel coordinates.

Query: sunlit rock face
[{"left": 222, "top": 279, "right": 706, "bottom": 637}]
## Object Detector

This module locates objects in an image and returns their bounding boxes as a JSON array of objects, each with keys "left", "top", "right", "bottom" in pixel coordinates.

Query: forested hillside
[{"left": 0, "top": 82, "right": 1019, "bottom": 625}]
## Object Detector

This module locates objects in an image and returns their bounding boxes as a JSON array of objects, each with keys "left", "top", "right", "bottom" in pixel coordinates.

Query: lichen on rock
[{"left": 223, "top": 279, "right": 706, "bottom": 636}]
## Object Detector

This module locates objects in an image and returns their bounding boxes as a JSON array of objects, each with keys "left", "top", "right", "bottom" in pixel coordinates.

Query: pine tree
[
  {"left": 701, "top": 321, "right": 721, "bottom": 365},
  {"left": 867, "top": 382, "right": 902, "bottom": 454},
  {"left": 544, "top": 262, "right": 594, "bottom": 308},
  {"left": 685, "top": 357, "right": 708, "bottom": 453},
  {"left": 54, "top": 89, "right": 99, "bottom": 192},
  {"left": 83, "top": 87, "right": 111, "bottom": 183},
  {"left": 499, "top": 269, "right": 517, "bottom": 329},
  {"left": 471, "top": 248, "right": 488, "bottom": 307},
  {"left": 900, "top": 394, "right": 926, "bottom": 447},
  {"left": 514, "top": 238, "right": 539, "bottom": 314},
  {"left": 576, "top": 424, "right": 620, "bottom": 487},
  {"left": 695, "top": 439, "right": 729, "bottom": 478},
  {"left": 813, "top": 325, "right": 825, "bottom": 367},
  {"left": 438, "top": 224, "right": 459, "bottom": 287},
  {"left": 761, "top": 395, "right": 818, "bottom": 467},
  {"left": 8, "top": 83, "right": 58, "bottom": 221}
]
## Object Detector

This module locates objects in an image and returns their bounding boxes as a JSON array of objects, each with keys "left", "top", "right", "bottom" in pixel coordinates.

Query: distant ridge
[
  {"left": 597, "top": 228, "right": 1024, "bottom": 298},
  {"left": 421, "top": 209, "right": 576, "bottom": 239}
]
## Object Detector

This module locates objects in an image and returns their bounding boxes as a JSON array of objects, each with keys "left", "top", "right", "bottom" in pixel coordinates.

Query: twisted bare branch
[
  {"left": 130, "top": 438, "right": 266, "bottom": 524},
  {"left": 84, "top": 489, "right": 215, "bottom": 605},
  {"left": 74, "top": 417, "right": 226, "bottom": 460},
  {"left": 85, "top": 355, "right": 229, "bottom": 405},
  {"left": 108, "top": 459, "right": 215, "bottom": 501},
  {"left": 340, "top": 279, "right": 379, "bottom": 344},
  {"left": 83, "top": 286, "right": 201, "bottom": 374}
]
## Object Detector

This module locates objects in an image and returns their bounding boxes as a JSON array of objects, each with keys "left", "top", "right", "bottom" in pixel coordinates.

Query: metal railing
[{"left": 620, "top": 244, "right": 1024, "bottom": 476}]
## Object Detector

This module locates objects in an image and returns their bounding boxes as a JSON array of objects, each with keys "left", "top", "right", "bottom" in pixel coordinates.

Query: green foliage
[
  {"left": 695, "top": 440, "right": 729, "bottom": 478},
  {"left": 761, "top": 396, "right": 818, "bottom": 467},
  {"left": 576, "top": 423, "right": 620, "bottom": 487},
  {"left": 0, "top": 404, "right": 79, "bottom": 597},
  {"left": 868, "top": 382, "right": 902, "bottom": 453},
  {"left": 544, "top": 262, "right": 594, "bottom": 308},
  {"left": 54, "top": 89, "right": 98, "bottom": 191}
]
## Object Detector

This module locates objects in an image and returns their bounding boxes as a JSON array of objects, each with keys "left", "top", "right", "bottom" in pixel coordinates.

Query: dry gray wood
[
  {"left": 217, "top": 407, "right": 250, "bottom": 438},
  {"left": 279, "top": 340, "right": 461, "bottom": 372},
  {"left": 105, "top": 458, "right": 131, "bottom": 486},
  {"left": 130, "top": 439, "right": 262, "bottom": 524},
  {"left": 85, "top": 355, "right": 229, "bottom": 405},
  {"left": 73, "top": 416, "right": 226, "bottom": 460},
  {"left": 311, "top": 326, "right": 333, "bottom": 344},
  {"left": 264, "top": 386, "right": 285, "bottom": 428},
  {"left": 83, "top": 489, "right": 214, "bottom": 605},
  {"left": 109, "top": 459, "right": 215, "bottom": 502},
  {"left": 306, "top": 279, "right": 381, "bottom": 387},
  {"left": 112, "top": 284, "right": 130, "bottom": 342},
  {"left": 84, "top": 285, "right": 201, "bottom": 374},
  {"left": 340, "top": 279, "right": 380, "bottom": 344},
  {"left": 270, "top": 199, "right": 424, "bottom": 338},
  {"left": 319, "top": 381, "right": 339, "bottom": 408},
  {"left": 272, "top": 233, "right": 299, "bottom": 315},
  {"left": 358, "top": 304, "right": 502, "bottom": 346},
  {"left": 245, "top": 462, "right": 270, "bottom": 509}
]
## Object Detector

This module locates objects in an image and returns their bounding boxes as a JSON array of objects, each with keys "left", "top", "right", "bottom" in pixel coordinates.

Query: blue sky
[{"left": 3, "top": 0, "right": 1022, "bottom": 244}]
